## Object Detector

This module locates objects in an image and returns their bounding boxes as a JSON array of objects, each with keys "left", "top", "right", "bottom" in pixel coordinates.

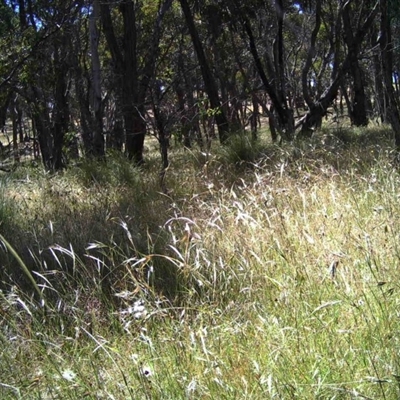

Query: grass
[{"left": 1, "top": 125, "right": 400, "bottom": 398}]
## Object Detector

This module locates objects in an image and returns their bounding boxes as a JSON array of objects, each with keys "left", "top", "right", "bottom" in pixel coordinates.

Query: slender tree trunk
[
  {"left": 302, "top": 0, "right": 321, "bottom": 110},
  {"left": 241, "top": 14, "right": 294, "bottom": 140},
  {"left": 119, "top": 1, "right": 142, "bottom": 163},
  {"left": 100, "top": 2, "right": 136, "bottom": 160},
  {"left": 380, "top": 0, "right": 400, "bottom": 151},
  {"left": 176, "top": 85, "right": 192, "bottom": 147},
  {"left": 107, "top": 105, "right": 124, "bottom": 151},
  {"left": 52, "top": 37, "right": 69, "bottom": 170},
  {"left": 30, "top": 87, "right": 53, "bottom": 169},
  {"left": 274, "top": 0, "right": 287, "bottom": 106},
  {"left": 74, "top": 70, "right": 92, "bottom": 155},
  {"left": 16, "top": 101, "right": 24, "bottom": 142},
  {"left": 299, "top": 2, "right": 378, "bottom": 135},
  {"left": 124, "top": 105, "right": 146, "bottom": 165},
  {"left": 253, "top": 93, "right": 278, "bottom": 142},
  {"left": 101, "top": 0, "right": 171, "bottom": 163},
  {"left": 372, "top": 51, "right": 385, "bottom": 122},
  {"left": 349, "top": 64, "right": 368, "bottom": 126},
  {"left": 0, "top": 91, "right": 12, "bottom": 132},
  {"left": 250, "top": 93, "right": 259, "bottom": 139},
  {"left": 89, "top": 0, "right": 105, "bottom": 157},
  {"left": 101, "top": 1, "right": 143, "bottom": 163},
  {"left": 179, "top": 0, "right": 230, "bottom": 143},
  {"left": 11, "top": 95, "right": 20, "bottom": 163},
  {"left": 340, "top": 82, "right": 352, "bottom": 118},
  {"left": 342, "top": 5, "right": 368, "bottom": 126}
]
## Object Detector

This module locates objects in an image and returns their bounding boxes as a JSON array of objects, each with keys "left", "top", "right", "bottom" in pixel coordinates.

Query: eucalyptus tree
[
  {"left": 222, "top": 0, "right": 296, "bottom": 141},
  {"left": 100, "top": 0, "right": 173, "bottom": 164},
  {"left": 88, "top": 0, "right": 105, "bottom": 157},
  {"left": 379, "top": 0, "right": 400, "bottom": 150},
  {"left": 0, "top": 2, "right": 15, "bottom": 131},
  {"left": 173, "top": 29, "right": 202, "bottom": 148},
  {"left": 342, "top": 2, "right": 369, "bottom": 126},
  {"left": 297, "top": 0, "right": 379, "bottom": 135},
  {"left": 0, "top": 0, "right": 84, "bottom": 169},
  {"left": 178, "top": 0, "right": 230, "bottom": 143}
]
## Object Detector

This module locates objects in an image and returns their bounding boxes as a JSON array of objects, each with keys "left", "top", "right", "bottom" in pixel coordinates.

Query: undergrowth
[{"left": 1, "top": 125, "right": 400, "bottom": 398}]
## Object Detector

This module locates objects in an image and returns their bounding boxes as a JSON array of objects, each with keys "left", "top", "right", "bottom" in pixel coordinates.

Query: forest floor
[{"left": 1, "top": 124, "right": 400, "bottom": 399}]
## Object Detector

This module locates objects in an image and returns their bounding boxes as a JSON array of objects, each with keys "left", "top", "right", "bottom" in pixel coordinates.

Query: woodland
[
  {"left": 0, "top": 0, "right": 399, "bottom": 168},
  {"left": 1, "top": 1, "right": 400, "bottom": 399}
]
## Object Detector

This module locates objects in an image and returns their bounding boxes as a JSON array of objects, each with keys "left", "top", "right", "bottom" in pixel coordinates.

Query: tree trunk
[
  {"left": 0, "top": 91, "right": 12, "bottom": 132},
  {"left": 11, "top": 95, "right": 20, "bottom": 163},
  {"left": 89, "top": 0, "right": 105, "bottom": 157},
  {"left": 241, "top": 14, "right": 294, "bottom": 141},
  {"left": 52, "top": 38, "right": 69, "bottom": 170},
  {"left": 101, "top": 0, "right": 172, "bottom": 164},
  {"left": 342, "top": 5, "right": 368, "bottom": 126},
  {"left": 124, "top": 105, "right": 146, "bottom": 164},
  {"left": 302, "top": 0, "right": 321, "bottom": 109},
  {"left": 299, "top": 2, "right": 379, "bottom": 135},
  {"left": 380, "top": 0, "right": 400, "bottom": 151},
  {"left": 119, "top": 1, "right": 142, "bottom": 163},
  {"left": 176, "top": 85, "right": 191, "bottom": 147},
  {"left": 74, "top": 70, "right": 93, "bottom": 155},
  {"left": 250, "top": 94, "right": 259, "bottom": 139},
  {"left": 179, "top": 0, "right": 230, "bottom": 143},
  {"left": 30, "top": 87, "right": 53, "bottom": 170},
  {"left": 16, "top": 101, "right": 24, "bottom": 142},
  {"left": 274, "top": 0, "right": 287, "bottom": 106}
]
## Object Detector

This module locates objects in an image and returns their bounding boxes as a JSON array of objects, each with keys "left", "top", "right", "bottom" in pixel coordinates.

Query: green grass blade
[{"left": 0, "top": 233, "right": 44, "bottom": 304}]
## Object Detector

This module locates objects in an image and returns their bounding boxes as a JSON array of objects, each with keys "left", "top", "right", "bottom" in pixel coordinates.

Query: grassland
[{"left": 1, "top": 126, "right": 400, "bottom": 399}]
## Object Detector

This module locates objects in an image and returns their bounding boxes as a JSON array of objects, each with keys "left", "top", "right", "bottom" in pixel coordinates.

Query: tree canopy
[{"left": 0, "top": 0, "right": 399, "bottom": 170}]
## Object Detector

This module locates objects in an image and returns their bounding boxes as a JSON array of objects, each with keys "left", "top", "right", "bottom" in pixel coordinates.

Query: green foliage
[
  {"left": 0, "top": 233, "right": 43, "bottom": 304},
  {"left": 389, "top": 0, "right": 400, "bottom": 21},
  {"left": 0, "top": 177, "right": 16, "bottom": 233},
  {"left": 218, "top": 131, "right": 264, "bottom": 165},
  {"left": 0, "top": 3, "right": 16, "bottom": 36},
  {"left": 321, "top": 124, "right": 394, "bottom": 148},
  {"left": 196, "top": 96, "right": 222, "bottom": 118}
]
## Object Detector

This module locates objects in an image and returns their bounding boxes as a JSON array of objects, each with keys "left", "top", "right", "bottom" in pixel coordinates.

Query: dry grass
[{"left": 1, "top": 125, "right": 400, "bottom": 399}]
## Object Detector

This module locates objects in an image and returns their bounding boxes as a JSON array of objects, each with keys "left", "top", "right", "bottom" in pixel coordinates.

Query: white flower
[
  {"left": 132, "top": 300, "right": 147, "bottom": 319},
  {"left": 61, "top": 369, "right": 77, "bottom": 382},
  {"left": 134, "top": 311, "right": 145, "bottom": 320},
  {"left": 120, "top": 299, "right": 148, "bottom": 320},
  {"left": 133, "top": 304, "right": 146, "bottom": 313},
  {"left": 114, "top": 291, "right": 134, "bottom": 299},
  {"left": 187, "top": 378, "right": 197, "bottom": 393},
  {"left": 141, "top": 365, "right": 153, "bottom": 379}
]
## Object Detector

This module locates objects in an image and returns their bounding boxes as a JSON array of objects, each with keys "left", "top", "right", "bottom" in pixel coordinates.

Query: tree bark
[
  {"left": 89, "top": 0, "right": 105, "bottom": 157},
  {"left": 0, "top": 90, "right": 12, "bottom": 132},
  {"left": 179, "top": 0, "right": 230, "bottom": 143},
  {"left": 101, "top": 0, "right": 172, "bottom": 164},
  {"left": 11, "top": 95, "right": 20, "bottom": 163},
  {"left": 30, "top": 87, "right": 53, "bottom": 170},
  {"left": 342, "top": 3, "right": 368, "bottom": 126},
  {"left": 241, "top": 14, "right": 294, "bottom": 141},
  {"left": 52, "top": 36, "right": 69, "bottom": 170},
  {"left": 373, "top": 50, "right": 386, "bottom": 122},
  {"left": 380, "top": 0, "right": 400, "bottom": 151},
  {"left": 302, "top": 0, "right": 322, "bottom": 110},
  {"left": 299, "top": 1, "right": 379, "bottom": 135}
]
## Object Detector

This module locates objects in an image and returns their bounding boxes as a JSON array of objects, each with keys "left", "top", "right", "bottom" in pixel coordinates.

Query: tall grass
[{"left": 1, "top": 126, "right": 400, "bottom": 398}]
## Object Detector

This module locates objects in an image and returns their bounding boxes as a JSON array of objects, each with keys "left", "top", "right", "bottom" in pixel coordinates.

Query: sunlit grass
[{"left": 1, "top": 125, "right": 400, "bottom": 398}]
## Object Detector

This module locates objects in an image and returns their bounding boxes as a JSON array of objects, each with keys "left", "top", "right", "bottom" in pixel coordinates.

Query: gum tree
[
  {"left": 298, "top": 0, "right": 379, "bottom": 136},
  {"left": 178, "top": 0, "right": 230, "bottom": 143},
  {"left": 100, "top": 0, "right": 173, "bottom": 164}
]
